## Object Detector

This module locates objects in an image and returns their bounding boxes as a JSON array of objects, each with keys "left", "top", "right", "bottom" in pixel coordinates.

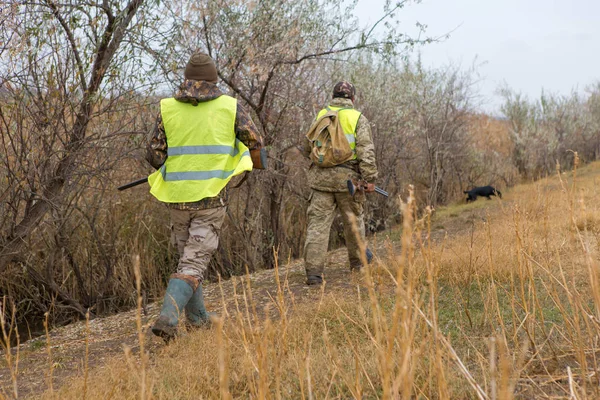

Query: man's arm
[
  {"left": 145, "top": 111, "right": 167, "bottom": 170},
  {"left": 354, "top": 114, "right": 378, "bottom": 182},
  {"left": 235, "top": 103, "right": 262, "bottom": 150},
  {"left": 236, "top": 103, "right": 267, "bottom": 169},
  {"left": 302, "top": 136, "right": 312, "bottom": 159}
]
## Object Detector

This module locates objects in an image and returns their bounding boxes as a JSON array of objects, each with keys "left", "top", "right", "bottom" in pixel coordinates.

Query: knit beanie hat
[{"left": 184, "top": 52, "right": 218, "bottom": 83}]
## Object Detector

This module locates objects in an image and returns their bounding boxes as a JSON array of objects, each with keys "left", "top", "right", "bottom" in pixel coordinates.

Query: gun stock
[{"left": 117, "top": 177, "right": 148, "bottom": 191}]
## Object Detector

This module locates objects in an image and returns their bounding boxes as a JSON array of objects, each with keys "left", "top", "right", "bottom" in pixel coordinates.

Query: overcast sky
[{"left": 354, "top": 0, "right": 599, "bottom": 113}]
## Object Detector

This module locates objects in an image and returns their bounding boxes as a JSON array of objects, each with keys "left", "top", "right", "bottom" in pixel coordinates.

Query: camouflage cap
[{"left": 332, "top": 81, "right": 356, "bottom": 99}]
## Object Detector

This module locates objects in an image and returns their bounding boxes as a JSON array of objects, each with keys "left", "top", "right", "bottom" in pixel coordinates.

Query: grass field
[{"left": 7, "top": 159, "right": 600, "bottom": 399}]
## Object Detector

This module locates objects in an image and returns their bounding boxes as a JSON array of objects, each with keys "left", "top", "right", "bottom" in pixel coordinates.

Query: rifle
[
  {"left": 347, "top": 179, "right": 389, "bottom": 197},
  {"left": 117, "top": 170, "right": 252, "bottom": 191},
  {"left": 117, "top": 146, "right": 266, "bottom": 192},
  {"left": 117, "top": 177, "right": 148, "bottom": 191}
]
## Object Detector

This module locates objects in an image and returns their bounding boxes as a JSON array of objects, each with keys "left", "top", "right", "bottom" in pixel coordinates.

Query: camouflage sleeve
[
  {"left": 302, "top": 112, "right": 319, "bottom": 159},
  {"left": 302, "top": 135, "right": 311, "bottom": 159},
  {"left": 354, "top": 114, "right": 378, "bottom": 182},
  {"left": 235, "top": 103, "right": 262, "bottom": 149},
  {"left": 145, "top": 111, "right": 168, "bottom": 170}
]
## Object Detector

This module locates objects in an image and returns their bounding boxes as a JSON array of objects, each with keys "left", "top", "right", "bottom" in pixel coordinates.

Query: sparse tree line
[
  {"left": 0, "top": 0, "right": 598, "bottom": 328},
  {"left": 500, "top": 85, "right": 600, "bottom": 179}
]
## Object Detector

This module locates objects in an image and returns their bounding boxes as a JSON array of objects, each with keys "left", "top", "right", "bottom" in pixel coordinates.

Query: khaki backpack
[{"left": 305, "top": 109, "right": 353, "bottom": 167}]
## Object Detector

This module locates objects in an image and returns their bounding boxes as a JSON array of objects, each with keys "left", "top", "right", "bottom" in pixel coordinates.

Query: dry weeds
[{"left": 3, "top": 159, "right": 600, "bottom": 399}]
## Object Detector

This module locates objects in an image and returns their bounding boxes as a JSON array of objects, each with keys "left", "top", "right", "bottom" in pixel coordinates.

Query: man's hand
[{"left": 347, "top": 179, "right": 389, "bottom": 197}]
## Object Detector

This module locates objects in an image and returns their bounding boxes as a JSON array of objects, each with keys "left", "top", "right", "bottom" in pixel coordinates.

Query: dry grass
[{"left": 7, "top": 158, "right": 600, "bottom": 399}]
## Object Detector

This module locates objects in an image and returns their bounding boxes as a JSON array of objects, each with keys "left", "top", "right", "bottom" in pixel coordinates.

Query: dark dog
[{"left": 464, "top": 186, "right": 502, "bottom": 203}]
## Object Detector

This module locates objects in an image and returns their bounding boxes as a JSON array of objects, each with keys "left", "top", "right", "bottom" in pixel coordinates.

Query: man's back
[{"left": 303, "top": 96, "right": 378, "bottom": 192}]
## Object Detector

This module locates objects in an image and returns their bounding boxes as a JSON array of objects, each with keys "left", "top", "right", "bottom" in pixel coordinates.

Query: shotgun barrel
[
  {"left": 347, "top": 179, "right": 389, "bottom": 197},
  {"left": 374, "top": 187, "right": 389, "bottom": 197}
]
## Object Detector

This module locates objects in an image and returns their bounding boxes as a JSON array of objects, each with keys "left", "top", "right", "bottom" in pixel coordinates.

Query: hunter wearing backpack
[{"left": 302, "top": 81, "right": 378, "bottom": 285}]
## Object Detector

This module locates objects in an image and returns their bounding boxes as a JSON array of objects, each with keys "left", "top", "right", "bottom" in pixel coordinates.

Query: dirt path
[{"left": 0, "top": 202, "right": 498, "bottom": 399}]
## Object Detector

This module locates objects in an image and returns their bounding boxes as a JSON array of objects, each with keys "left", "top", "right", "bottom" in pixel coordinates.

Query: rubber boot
[
  {"left": 152, "top": 278, "right": 194, "bottom": 342},
  {"left": 185, "top": 285, "right": 215, "bottom": 328}
]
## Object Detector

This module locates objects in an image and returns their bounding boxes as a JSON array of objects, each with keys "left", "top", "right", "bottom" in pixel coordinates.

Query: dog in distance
[{"left": 464, "top": 186, "right": 502, "bottom": 203}]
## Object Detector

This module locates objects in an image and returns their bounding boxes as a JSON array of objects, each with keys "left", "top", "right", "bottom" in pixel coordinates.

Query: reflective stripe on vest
[
  {"left": 317, "top": 106, "right": 361, "bottom": 160},
  {"left": 148, "top": 95, "right": 252, "bottom": 203}
]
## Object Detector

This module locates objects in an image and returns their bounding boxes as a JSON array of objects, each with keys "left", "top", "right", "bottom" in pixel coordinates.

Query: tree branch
[
  {"left": 0, "top": 0, "right": 145, "bottom": 272},
  {"left": 44, "top": 0, "right": 88, "bottom": 92}
]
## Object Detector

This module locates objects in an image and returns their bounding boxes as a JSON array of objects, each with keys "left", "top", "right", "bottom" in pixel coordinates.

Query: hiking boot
[
  {"left": 185, "top": 284, "right": 215, "bottom": 329},
  {"left": 151, "top": 277, "right": 194, "bottom": 343},
  {"left": 306, "top": 275, "right": 323, "bottom": 286},
  {"left": 350, "top": 248, "right": 374, "bottom": 271}
]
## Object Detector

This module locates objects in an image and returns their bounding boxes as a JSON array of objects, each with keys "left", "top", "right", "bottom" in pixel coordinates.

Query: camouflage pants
[
  {"left": 303, "top": 189, "right": 366, "bottom": 278},
  {"left": 170, "top": 206, "right": 226, "bottom": 282}
]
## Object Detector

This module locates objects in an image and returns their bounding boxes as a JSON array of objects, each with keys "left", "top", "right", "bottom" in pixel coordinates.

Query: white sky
[{"left": 354, "top": 0, "right": 600, "bottom": 113}]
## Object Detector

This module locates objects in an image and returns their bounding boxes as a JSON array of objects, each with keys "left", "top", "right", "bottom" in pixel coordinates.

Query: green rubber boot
[
  {"left": 185, "top": 285, "right": 215, "bottom": 328},
  {"left": 152, "top": 278, "right": 194, "bottom": 342}
]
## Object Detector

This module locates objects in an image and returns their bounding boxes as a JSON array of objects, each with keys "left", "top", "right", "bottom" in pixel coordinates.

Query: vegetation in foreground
[{"left": 0, "top": 158, "right": 593, "bottom": 399}]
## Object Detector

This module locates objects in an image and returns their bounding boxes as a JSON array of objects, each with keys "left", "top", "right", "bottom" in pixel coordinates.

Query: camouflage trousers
[
  {"left": 170, "top": 206, "right": 226, "bottom": 282},
  {"left": 303, "top": 189, "right": 366, "bottom": 278}
]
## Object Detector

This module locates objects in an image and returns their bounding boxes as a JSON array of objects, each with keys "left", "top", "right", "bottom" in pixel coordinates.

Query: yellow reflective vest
[
  {"left": 148, "top": 95, "right": 253, "bottom": 203},
  {"left": 316, "top": 106, "right": 361, "bottom": 160}
]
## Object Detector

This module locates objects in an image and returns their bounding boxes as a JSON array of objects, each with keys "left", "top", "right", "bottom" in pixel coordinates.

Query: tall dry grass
[{"left": 28, "top": 158, "right": 600, "bottom": 399}]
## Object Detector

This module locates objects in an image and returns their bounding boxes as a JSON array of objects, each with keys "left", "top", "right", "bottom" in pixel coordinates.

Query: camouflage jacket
[
  {"left": 302, "top": 97, "right": 378, "bottom": 192},
  {"left": 146, "top": 79, "right": 262, "bottom": 210}
]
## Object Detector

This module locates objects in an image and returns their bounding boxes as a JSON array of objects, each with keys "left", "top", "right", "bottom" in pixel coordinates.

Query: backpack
[{"left": 305, "top": 109, "right": 354, "bottom": 167}]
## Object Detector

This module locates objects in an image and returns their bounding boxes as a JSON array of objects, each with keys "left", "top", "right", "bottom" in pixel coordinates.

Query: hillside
[{"left": 2, "top": 161, "right": 600, "bottom": 399}]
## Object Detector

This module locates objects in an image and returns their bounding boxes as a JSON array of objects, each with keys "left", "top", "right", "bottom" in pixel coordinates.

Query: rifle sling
[{"left": 231, "top": 172, "right": 249, "bottom": 188}]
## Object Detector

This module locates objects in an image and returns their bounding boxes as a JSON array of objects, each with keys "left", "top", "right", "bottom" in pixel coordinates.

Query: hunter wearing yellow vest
[
  {"left": 148, "top": 95, "right": 253, "bottom": 203},
  {"left": 146, "top": 52, "right": 265, "bottom": 342},
  {"left": 302, "top": 81, "right": 379, "bottom": 286}
]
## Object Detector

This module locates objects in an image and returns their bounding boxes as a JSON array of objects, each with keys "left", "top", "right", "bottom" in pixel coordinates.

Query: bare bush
[
  {"left": 500, "top": 85, "right": 600, "bottom": 178},
  {"left": 0, "top": 1, "right": 166, "bottom": 323}
]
